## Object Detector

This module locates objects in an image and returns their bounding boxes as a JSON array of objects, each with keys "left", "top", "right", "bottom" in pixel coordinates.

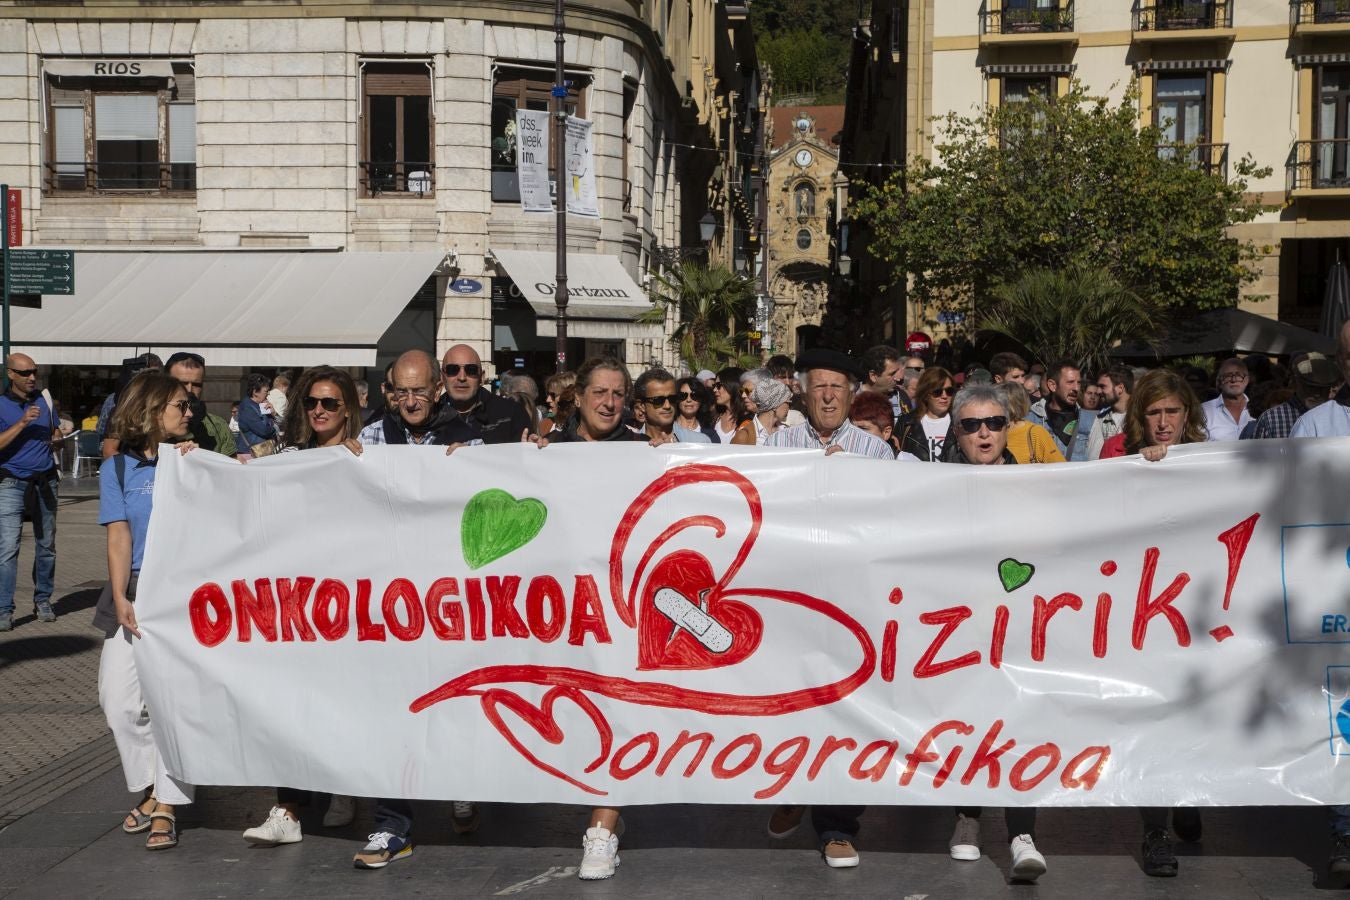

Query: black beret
[{"left": 794, "top": 348, "right": 863, "bottom": 381}]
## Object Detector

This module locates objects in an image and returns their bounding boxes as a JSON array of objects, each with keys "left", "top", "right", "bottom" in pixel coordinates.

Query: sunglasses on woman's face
[
  {"left": 958, "top": 415, "right": 1008, "bottom": 434},
  {"left": 303, "top": 396, "right": 343, "bottom": 412},
  {"left": 678, "top": 391, "right": 696, "bottom": 401},
  {"left": 165, "top": 399, "right": 191, "bottom": 413},
  {"left": 931, "top": 386, "right": 957, "bottom": 398}
]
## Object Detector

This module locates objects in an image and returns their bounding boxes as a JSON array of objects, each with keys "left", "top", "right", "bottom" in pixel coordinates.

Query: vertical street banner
[
  {"left": 134, "top": 439, "right": 1350, "bottom": 807},
  {"left": 565, "top": 116, "right": 599, "bottom": 218},
  {"left": 515, "top": 109, "right": 553, "bottom": 214}
]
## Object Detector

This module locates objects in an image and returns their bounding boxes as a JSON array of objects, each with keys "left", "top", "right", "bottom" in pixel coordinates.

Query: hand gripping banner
[{"left": 134, "top": 439, "right": 1350, "bottom": 807}]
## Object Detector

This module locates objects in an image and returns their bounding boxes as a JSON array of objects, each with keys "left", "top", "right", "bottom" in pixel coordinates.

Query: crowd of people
[{"left": 0, "top": 316, "right": 1346, "bottom": 882}]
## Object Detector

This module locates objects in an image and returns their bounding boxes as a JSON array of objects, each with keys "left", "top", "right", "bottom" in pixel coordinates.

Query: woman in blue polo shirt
[{"left": 94, "top": 371, "right": 199, "bottom": 851}]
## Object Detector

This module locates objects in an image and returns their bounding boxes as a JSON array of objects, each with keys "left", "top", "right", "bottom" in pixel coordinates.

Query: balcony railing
[
  {"left": 1291, "top": 0, "right": 1350, "bottom": 26},
  {"left": 1133, "top": 0, "right": 1232, "bottom": 31},
  {"left": 979, "top": 1, "right": 1075, "bottom": 35},
  {"left": 1157, "top": 142, "right": 1229, "bottom": 179},
  {"left": 44, "top": 161, "right": 195, "bottom": 194},
  {"left": 360, "top": 161, "right": 434, "bottom": 197},
  {"left": 1287, "top": 139, "right": 1350, "bottom": 191}
]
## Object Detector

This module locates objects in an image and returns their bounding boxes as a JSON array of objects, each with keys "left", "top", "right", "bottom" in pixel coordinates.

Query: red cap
[{"left": 905, "top": 331, "right": 933, "bottom": 353}]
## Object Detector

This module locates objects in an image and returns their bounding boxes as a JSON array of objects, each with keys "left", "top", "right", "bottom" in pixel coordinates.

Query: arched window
[{"left": 795, "top": 182, "right": 816, "bottom": 217}]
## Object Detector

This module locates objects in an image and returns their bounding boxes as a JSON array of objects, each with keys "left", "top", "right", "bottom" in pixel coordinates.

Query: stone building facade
[{"left": 0, "top": 0, "right": 762, "bottom": 404}]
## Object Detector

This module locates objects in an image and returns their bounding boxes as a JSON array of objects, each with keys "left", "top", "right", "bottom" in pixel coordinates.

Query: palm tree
[
  {"left": 980, "top": 266, "right": 1163, "bottom": 372},
  {"left": 640, "top": 260, "right": 759, "bottom": 372}
]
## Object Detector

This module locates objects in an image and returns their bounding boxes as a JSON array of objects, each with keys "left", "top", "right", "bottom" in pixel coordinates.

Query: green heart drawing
[
  {"left": 461, "top": 489, "right": 548, "bottom": 570},
  {"left": 997, "top": 558, "right": 1035, "bottom": 593}
]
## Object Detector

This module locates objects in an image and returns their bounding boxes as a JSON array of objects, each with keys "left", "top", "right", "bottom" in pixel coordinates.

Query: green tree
[
  {"left": 980, "top": 266, "right": 1162, "bottom": 371},
  {"left": 850, "top": 83, "right": 1273, "bottom": 319},
  {"left": 757, "top": 30, "right": 847, "bottom": 99},
  {"left": 640, "top": 261, "right": 759, "bottom": 372}
]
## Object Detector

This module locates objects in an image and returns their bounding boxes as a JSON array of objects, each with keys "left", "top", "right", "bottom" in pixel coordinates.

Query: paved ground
[{"left": 0, "top": 476, "right": 1345, "bottom": 898}]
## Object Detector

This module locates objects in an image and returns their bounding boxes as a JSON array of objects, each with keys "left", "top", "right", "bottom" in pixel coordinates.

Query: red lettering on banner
[
  {"left": 466, "top": 579, "right": 487, "bottom": 641},
  {"left": 1092, "top": 592, "right": 1112, "bottom": 658},
  {"left": 1031, "top": 592, "right": 1083, "bottom": 662},
  {"left": 881, "top": 620, "right": 898, "bottom": 682},
  {"left": 609, "top": 732, "right": 660, "bottom": 780},
  {"left": 1216, "top": 514, "right": 1259, "bottom": 611},
  {"left": 424, "top": 578, "right": 464, "bottom": 640},
  {"left": 277, "top": 577, "right": 316, "bottom": 642},
  {"left": 960, "top": 719, "right": 1016, "bottom": 788},
  {"left": 568, "top": 575, "right": 611, "bottom": 646},
  {"left": 312, "top": 578, "right": 350, "bottom": 640},
  {"left": 232, "top": 579, "right": 277, "bottom": 642},
  {"left": 990, "top": 605, "right": 1009, "bottom": 669},
  {"left": 487, "top": 576, "right": 528, "bottom": 638},
  {"left": 758, "top": 736, "right": 811, "bottom": 798},
  {"left": 914, "top": 607, "right": 981, "bottom": 678},
  {"left": 901, "top": 720, "right": 975, "bottom": 786},
  {"left": 189, "top": 582, "right": 231, "bottom": 646},
  {"left": 382, "top": 579, "right": 424, "bottom": 641},
  {"left": 849, "top": 740, "right": 899, "bottom": 782},
  {"left": 1131, "top": 548, "right": 1191, "bottom": 650},
  {"left": 711, "top": 734, "right": 762, "bottom": 778},
  {"left": 1061, "top": 745, "right": 1111, "bottom": 789},
  {"left": 807, "top": 736, "right": 858, "bottom": 780},
  {"left": 525, "top": 576, "right": 566, "bottom": 642},
  {"left": 1010, "top": 743, "right": 1063, "bottom": 791},
  {"left": 355, "top": 579, "right": 384, "bottom": 642},
  {"left": 655, "top": 730, "right": 714, "bottom": 777}
]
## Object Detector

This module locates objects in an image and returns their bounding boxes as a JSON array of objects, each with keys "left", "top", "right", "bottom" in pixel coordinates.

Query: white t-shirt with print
[{"left": 921, "top": 414, "right": 949, "bottom": 461}]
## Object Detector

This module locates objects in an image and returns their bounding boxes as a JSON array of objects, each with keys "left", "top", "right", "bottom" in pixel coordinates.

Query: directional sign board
[{"left": 3, "top": 249, "right": 74, "bottom": 295}]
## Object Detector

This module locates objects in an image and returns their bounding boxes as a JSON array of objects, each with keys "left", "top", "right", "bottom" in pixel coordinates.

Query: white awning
[
  {"left": 491, "top": 249, "right": 662, "bottom": 340},
  {"left": 11, "top": 249, "right": 446, "bottom": 366}
]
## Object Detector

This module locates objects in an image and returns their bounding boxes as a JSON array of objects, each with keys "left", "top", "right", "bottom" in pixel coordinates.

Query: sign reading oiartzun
[{"left": 3, "top": 249, "right": 74, "bottom": 295}]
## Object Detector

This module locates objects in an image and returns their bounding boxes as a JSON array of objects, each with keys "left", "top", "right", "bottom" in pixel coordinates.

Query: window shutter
[
  {"left": 53, "top": 106, "right": 84, "bottom": 173},
  {"left": 168, "top": 103, "right": 195, "bottom": 163},
  {"left": 95, "top": 94, "right": 157, "bottom": 141}
]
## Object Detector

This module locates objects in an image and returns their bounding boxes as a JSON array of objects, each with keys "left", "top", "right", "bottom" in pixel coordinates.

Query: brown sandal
[{"left": 146, "top": 811, "right": 178, "bottom": 850}]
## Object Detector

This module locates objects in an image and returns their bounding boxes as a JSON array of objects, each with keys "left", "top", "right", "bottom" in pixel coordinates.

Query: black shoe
[
  {"left": 1142, "top": 829, "right": 1177, "bottom": 877},
  {"left": 1330, "top": 834, "right": 1350, "bottom": 886},
  {"left": 1173, "top": 807, "right": 1202, "bottom": 843}
]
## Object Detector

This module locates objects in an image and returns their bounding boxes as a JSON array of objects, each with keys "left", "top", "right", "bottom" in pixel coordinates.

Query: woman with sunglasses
[
  {"left": 943, "top": 385, "right": 1046, "bottom": 881},
  {"left": 95, "top": 371, "right": 202, "bottom": 851},
  {"left": 711, "top": 366, "right": 748, "bottom": 443},
  {"left": 241, "top": 366, "right": 360, "bottom": 846},
  {"left": 673, "top": 377, "right": 720, "bottom": 443},
  {"left": 893, "top": 367, "right": 957, "bottom": 461}
]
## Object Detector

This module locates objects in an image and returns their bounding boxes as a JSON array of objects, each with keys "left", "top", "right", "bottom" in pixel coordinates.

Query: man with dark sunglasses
[
  {"left": 440, "top": 345, "right": 531, "bottom": 443},
  {"left": 0, "top": 354, "right": 60, "bottom": 630},
  {"left": 632, "top": 368, "right": 681, "bottom": 443}
]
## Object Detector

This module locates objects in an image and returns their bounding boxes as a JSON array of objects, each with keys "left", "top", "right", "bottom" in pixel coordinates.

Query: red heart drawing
[
  {"left": 637, "top": 548, "right": 763, "bottom": 671},
  {"left": 479, "top": 684, "right": 613, "bottom": 796}
]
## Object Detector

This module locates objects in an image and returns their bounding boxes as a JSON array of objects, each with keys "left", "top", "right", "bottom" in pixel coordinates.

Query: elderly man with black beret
[{"left": 764, "top": 348, "right": 894, "bottom": 460}]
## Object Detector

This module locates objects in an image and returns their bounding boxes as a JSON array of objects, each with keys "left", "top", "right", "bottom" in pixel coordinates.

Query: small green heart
[
  {"left": 998, "top": 558, "right": 1035, "bottom": 593},
  {"left": 461, "top": 489, "right": 548, "bottom": 570}
]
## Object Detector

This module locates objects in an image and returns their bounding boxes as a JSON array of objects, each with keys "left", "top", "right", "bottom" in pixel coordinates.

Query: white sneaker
[
  {"left": 578, "top": 826, "right": 619, "bottom": 880},
  {"left": 1010, "top": 834, "right": 1047, "bottom": 882},
  {"left": 243, "top": 806, "right": 302, "bottom": 845},
  {"left": 323, "top": 794, "right": 356, "bottom": 828},
  {"left": 949, "top": 813, "right": 980, "bottom": 861}
]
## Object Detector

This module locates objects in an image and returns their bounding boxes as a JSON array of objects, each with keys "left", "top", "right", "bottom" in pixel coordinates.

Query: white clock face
[{"left": 795, "top": 149, "right": 813, "bottom": 167}]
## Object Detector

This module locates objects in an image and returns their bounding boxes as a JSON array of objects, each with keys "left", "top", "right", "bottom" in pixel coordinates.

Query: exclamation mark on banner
[{"left": 1210, "top": 513, "right": 1260, "bottom": 643}]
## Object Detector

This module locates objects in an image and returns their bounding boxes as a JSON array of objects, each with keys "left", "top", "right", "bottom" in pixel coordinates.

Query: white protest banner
[
  {"left": 564, "top": 115, "right": 599, "bottom": 218},
  {"left": 515, "top": 108, "right": 553, "bottom": 214},
  {"left": 135, "top": 439, "right": 1350, "bottom": 808}
]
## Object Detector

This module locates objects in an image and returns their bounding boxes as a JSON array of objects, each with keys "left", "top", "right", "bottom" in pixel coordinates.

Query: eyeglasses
[
  {"left": 7, "top": 368, "right": 36, "bottom": 377},
  {"left": 678, "top": 391, "right": 696, "bottom": 401},
  {"left": 711, "top": 381, "right": 723, "bottom": 390},
  {"left": 165, "top": 399, "right": 192, "bottom": 413},
  {"left": 904, "top": 365, "right": 925, "bottom": 373},
  {"left": 641, "top": 394, "right": 677, "bottom": 408},
  {"left": 303, "top": 396, "right": 343, "bottom": 412},
  {"left": 931, "top": 386, "right": 957, "bottom": 398},
  {"left": 443, "top": 363, "right": 482, "bottom": 378},
  {"left": 392, "top": 388, "right": 434, "bottom": 401},
  {"left": 1219, "top": 372, "right": 1248, "bottom": 382},
  {"left": 958, "top": 415, "right": 1008, "bottom": 433}
]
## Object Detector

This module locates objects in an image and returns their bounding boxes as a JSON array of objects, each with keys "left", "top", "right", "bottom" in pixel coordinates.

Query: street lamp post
[{"left": 552, "top": 0, "right": 568, "bottom": 373}]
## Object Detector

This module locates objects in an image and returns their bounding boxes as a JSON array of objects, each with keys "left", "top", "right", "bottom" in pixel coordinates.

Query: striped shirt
[
  {"left": 357, "top": 419, "right": 482, "bottom": 447},
  {"left": 764, "top": 418, "right": 894, "bottom": 459}
]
